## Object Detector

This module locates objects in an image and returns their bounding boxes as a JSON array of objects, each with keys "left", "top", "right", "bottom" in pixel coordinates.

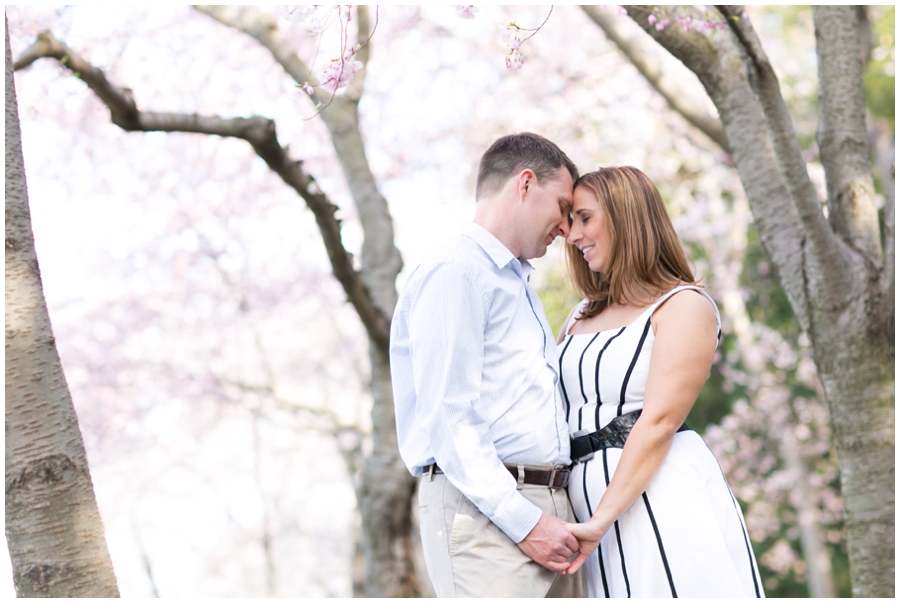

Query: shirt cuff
[{"left": 489, "top": 489, "right": 543, "bottom": 543}]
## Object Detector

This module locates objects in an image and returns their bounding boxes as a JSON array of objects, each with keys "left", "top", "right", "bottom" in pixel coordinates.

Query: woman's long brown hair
[{"left": 566, "top": 166, "right": 698, "bottom": 320}]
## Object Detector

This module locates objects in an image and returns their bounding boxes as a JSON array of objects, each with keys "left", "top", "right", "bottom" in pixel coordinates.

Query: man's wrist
[{"left": 492, "top": 493, "right": 543, "bottom": 543}]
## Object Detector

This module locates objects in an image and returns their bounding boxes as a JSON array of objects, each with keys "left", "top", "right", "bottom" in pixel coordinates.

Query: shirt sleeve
[{"left": 406, "top": 262, "right": 542, "bottom": 543}]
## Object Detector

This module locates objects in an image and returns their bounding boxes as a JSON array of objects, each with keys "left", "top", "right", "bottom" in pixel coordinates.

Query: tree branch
[
  {"left": 213, "top": 373, "right": 367, "bottom": 504},
  {"left": 195, "top": 5, "right": 403, "bottom": 320},
  {"left": 194, "top": 5, "right": 332, "bottom": 107},
  {"left": 187, "top": 11, "right": 413, "bottom": 596},
  {"left": 580, "top": 5, "right": 731, "bottom": 154},
  {"left": 15, "top": 31, "right": 142, "bottom": 130},
  {"left": 812, "top": 6, "right": 883, "bottom": 267},
  {"left": 345, "top": 5, "right": 373, "bottom": 103},
  {"left": 622, "top": 5, "right": 810, "bottom": 331},
  {"left": 716, "top": 5, "right": 854, "bottom": 291},
  {"left": 14, "top": 32, "right": 391, "bottom": 355}
]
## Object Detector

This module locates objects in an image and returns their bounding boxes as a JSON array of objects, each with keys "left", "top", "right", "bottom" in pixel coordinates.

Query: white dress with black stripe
[{"left": 559, "top": 286, "right": 764, "bottom": 598}]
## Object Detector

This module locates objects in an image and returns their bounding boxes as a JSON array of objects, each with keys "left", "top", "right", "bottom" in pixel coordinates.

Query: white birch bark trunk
[{"left": 4, "top": 20, "right": 119, "bottom": 598}]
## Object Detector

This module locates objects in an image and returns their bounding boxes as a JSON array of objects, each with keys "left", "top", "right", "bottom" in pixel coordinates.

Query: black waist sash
[{"left": 570, "top": 409, "right": 689, "bottom": 464}]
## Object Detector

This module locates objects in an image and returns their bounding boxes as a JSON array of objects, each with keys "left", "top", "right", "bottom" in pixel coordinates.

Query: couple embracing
[{"left": 390, "top": 133, "right": 764, "bottom": 598}]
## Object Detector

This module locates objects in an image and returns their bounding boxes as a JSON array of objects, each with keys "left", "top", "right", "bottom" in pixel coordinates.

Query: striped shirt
[{"left": 390, "top": 223, "right": 571, "bottom": 542}]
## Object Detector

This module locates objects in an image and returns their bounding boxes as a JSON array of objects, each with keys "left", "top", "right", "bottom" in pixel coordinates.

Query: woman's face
[{"left": 567, "top": 186, "right": 612, "bottom": 273}]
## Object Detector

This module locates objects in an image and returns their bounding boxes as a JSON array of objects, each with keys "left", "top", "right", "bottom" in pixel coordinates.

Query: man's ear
[{"left": 516, "top": 169, "right": 536, "bottom": 202}]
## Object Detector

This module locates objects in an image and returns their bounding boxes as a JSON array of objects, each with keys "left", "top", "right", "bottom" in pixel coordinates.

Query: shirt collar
[{"left": 464, "top": 223, "right": 523, "bottom": 271}]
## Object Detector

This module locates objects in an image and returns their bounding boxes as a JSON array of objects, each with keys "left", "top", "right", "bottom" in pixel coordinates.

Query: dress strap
[
  {"left": 562, "top": 299, "right": 590, "bottom": 337},
  {"left": 649, "top": 285, "right": 722, "bottom": 346}
]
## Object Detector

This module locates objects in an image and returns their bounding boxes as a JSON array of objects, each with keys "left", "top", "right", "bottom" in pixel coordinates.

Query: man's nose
[{"left": 558, "top": 217, "right": 571, "bottom": 239}]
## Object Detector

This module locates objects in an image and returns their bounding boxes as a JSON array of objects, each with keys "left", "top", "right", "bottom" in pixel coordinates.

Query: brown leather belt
[{"left": 425, "top": 463, "right": 570, "bottom": 488}]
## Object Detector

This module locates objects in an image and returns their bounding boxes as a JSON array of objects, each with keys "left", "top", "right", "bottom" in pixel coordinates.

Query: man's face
[{"left": 520, "top": 166, "right": 574, "bottom": 260}]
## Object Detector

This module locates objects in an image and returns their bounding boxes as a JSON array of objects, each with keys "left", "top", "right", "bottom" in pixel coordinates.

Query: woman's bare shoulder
[
  {"left": 652, "top": 288, "right": 717, "bottom": 334},
  {"left": 556, "top": 300, "right": 588, "bottom": 344}
]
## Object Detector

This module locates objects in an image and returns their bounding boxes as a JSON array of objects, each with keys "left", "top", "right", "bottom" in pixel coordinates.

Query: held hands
[
  {"left": 516, "top": 513, "right": 580, "bottom": 573},
  {"left": 564, "top": 520, "right": 610, "bottom": 574}
]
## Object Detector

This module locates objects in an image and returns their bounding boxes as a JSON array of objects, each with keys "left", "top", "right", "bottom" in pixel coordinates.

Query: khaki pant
[{"left": 418, "top": 472, "right": 585, "bottom": 598}]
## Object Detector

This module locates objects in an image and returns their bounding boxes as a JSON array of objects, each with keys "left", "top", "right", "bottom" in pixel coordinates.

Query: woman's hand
[{"left": 564, "top": 520, "right": 610, "bottom": 574}]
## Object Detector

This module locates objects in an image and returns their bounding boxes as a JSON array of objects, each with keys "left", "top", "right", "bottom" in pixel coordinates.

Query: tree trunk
[
  {"left": 620, "top": 6, "right": 894, "bottom": 597},
  {"left": 4, "top": 19, "right": 119, "bottom": 598},
  {"left": 809, "top": 8, "right": 894, "bottom": 597},
  {"left": 191, "top": 8, "right": 418, "bottom": 595},
  {"left": 360, "top": 348, "right": 419, "bottom": 597},
  {"left": 587, "top": 11, "right": 840, "bottom": 593}
]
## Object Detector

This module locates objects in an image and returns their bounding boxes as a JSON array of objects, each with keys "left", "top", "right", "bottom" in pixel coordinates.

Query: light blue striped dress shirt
[{"left": 390, "top": 223, "right": 571, "bottom": 543}]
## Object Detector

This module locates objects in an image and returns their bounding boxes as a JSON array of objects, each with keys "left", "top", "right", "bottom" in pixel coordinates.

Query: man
[{"left": 390, "top": 133, "right": 584, "bottom": 597}]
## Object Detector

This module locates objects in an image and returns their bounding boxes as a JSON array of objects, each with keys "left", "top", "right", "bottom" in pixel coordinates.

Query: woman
[{"left": 556, "top": 166, "right": 763, "bottom": 597}]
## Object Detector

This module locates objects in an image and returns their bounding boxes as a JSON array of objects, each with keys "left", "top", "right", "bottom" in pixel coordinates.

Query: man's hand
[{"left": 516, "top": 513, "right": 580, "bottom": 573}]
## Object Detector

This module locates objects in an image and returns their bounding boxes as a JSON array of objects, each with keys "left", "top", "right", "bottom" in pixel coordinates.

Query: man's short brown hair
[{"left": 476, "top": 133, "right": 578, "bottom": 199}]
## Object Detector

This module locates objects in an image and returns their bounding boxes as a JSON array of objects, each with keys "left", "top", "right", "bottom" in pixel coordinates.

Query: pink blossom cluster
[
  {"left": 500, "top": 24, "right": 522, "bottom": 51},
  {"left": 287, "top": 6, "right": 375, "bottom": 103},
  {"left": 647, "top": 10, "right": 750, "bottom": 33},
  {"left": 316, "top": 51, "right": 364, "bottom": 94},
  {"left": 501, "top": 25, "right": 525, "bottom": 70},
  {"left": 453, "top": 5, "right": 479, "bottom": 20},
  {"left": 506, "top": 51, "right": 525, "bottom": 70},
  {"left": 703, "top": 323, "right": 843, "bottom": 582},
  {"left": 472, "top": 7, "right": 552, "bottom": 71},
  {"left": 647, "top": 14, "right": 670, "bottom": 31}
]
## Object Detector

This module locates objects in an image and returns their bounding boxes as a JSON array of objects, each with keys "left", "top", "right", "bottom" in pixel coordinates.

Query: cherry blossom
[
  {"left": 636, "top": 7, "right": 747, "bottom": 34},
  {"left": 497, "top": 8, "right": 553, "bottom": 70},
  {"left": 500, "top": 24, "right": 522, "bottom": 51},
  {"left": 505, "top": 49, "right": 525, "bottom": 70},
  {"left": 675, "top": 15, "right": 694, "bottom": 32},
  {"left": 454, "top": 5, "right": 479, "bottom": 20},
  {"left": 316, "top": 51, "right": 363, "bottom": 93}
]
